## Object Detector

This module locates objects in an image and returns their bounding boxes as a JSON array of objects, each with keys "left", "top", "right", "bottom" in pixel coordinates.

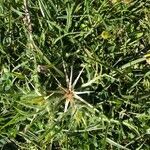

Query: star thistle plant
[{"left": 49, "top": 60, "right": 98, "bottom": 113}]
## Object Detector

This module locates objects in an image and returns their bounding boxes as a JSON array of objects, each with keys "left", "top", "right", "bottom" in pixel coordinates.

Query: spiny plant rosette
[{"left": 49, "top": 60, "right": 98, "bottom": 113}]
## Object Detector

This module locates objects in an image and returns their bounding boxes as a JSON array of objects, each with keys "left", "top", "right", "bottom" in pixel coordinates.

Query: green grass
[{"left": 0, "top": 0, "right": 150, "bottom": 149}]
